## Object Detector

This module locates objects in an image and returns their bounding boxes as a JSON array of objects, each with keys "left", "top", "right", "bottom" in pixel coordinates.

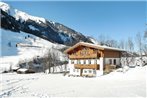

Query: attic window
[
  {"left": 94, "top": 49, "right": 97, "bottom": 54},
  {"left": 81, "top": 48, "right": 87, "bottom": 55}
]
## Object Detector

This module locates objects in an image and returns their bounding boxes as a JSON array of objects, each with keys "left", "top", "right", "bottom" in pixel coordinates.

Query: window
[
  {"left": 84, "top": 70, "right": 87, "bottom": 73},
  {"left": 113, "top": 59, "right": 116, "bottom": 65},
  {"left": 94, "top": 59, "right": 97, "bottom": 64},
  {"left": 83, "top": 60, "right": 86, "bottom": 64},
  {"left": 109, "top": 59, "right": 112, "bottom": 65},
  {"left": 77, "top": 69, "right": 79, "bottom": 72},
  {"left": 77, "top": 60, "right": 81, "bottom": 64},
  {"left": 73, "top": 69, "right": 75, "bottom": 72},
  {"left": 71, "top": 60, "right": 74, "bottom": 64},
  {"left": 88, "top": 59, "right": 91, "bottom": 64},
  {"left": 81, "top": 47, "right": 87, "bottom": 56},
  {"left": 93, "top": 70, "right": 96, "bottom": 74},
  {"left": 89, "top": 70, "right": 92, "bottom": 73}
]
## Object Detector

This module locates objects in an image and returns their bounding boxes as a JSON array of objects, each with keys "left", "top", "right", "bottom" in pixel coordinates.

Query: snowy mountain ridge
[
  {"left": 0, "top": 1, "right": 97, "bottom": 73},
  {"left": 0, "top": 2, "right": 46, "bottom": 24},
  {"left": 0, "top": 2, "right": 97, "bottom": 45}
]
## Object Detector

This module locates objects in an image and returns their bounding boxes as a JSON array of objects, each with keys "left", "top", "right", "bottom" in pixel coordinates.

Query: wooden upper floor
[{"left": 64, "top": 42, "right": 124, "bottom": 59}]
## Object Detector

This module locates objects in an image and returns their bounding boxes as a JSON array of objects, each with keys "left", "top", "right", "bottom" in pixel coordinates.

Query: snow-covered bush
[
  {"left": 135, "top": 57, "right": 147, "bottom": 67},
  {"left": 122, "top": 65, "right": 129, "bottom": 73}
]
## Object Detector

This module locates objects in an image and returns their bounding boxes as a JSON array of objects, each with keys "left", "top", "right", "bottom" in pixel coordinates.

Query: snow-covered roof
[
  {"left": 65, "top": 42, "right": 125, "bottom": 53},
  {"left": 17, "top": 68, "right": 28, "bottom": 72}
]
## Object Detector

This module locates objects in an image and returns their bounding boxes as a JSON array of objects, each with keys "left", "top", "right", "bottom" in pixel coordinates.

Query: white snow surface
[
  {"left": 0, "top": 66, "right": 146, "bottom": 97},
  {"left": 58, "top": 33, "right": 71, "bottom": 42},
  {"left": 0, "top": 28, "right": 66, "bottom": 73},
  {"left": 0, "top": 2, "right": 46, "bottom": 24},
  {"left": 17, "top": 68, "right": 28, "bottom": 72},
  {"left": 28, "top": 25, "right": 39, "bottom": 31},
  {"left": 80, "top": 42, "right": 125, "bottom": 51},
  {"left": 88, "top": 37, "right": 99, "bottom": 45},
  {"left": 0, "top": 2, "right": 10, "bottom": 13}
]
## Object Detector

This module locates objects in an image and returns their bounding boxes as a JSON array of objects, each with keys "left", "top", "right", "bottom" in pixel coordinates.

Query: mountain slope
[
  {"left": 0, "top": 28, "right": 68, "bottom": 73},
  {"left": 0, "top": 2, "right": 98, "bottom": 73},
  {"left": 0, "top": 2, "right": 96, "bottom": 46}
]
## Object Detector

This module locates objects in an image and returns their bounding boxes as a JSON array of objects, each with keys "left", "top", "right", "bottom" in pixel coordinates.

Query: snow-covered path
[{"left": 1, "top": 66, "right": 146, "bottom": 98}]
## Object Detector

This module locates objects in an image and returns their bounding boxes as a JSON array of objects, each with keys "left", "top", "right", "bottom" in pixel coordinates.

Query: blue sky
[{"left": 4, "top": 1, "right": 146, "bottom": 42}]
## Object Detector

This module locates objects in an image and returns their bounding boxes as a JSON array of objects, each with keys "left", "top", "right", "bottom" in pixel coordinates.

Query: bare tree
[
  {"left": 42, "top": 48, "right": 65, "bottom": 74},
  {"left": 51, "top": 51, "right": 59, "bottom": 73},
  {"left": 121, "top": 37, "right": 135, "bottom": 68},
  {"left": 143, "top": 31, "right": 147, "bottom": 55},
  {"left": 98, "top": 34, "right": 119, "bottom": 48},
  {"left": 127, "top": 37, "right": 135, "bottom": 66},
  {"left": 120, "top": 51, "right": 129, "bottom": 72},
  {"left": 143, "top": 46, "right": 147, "bottom": 55},
  {"left": 127, "top": 37, "right": 134, "bottom": 52},
  {"left": 98, "top": 34, "right": 106, "bottom": 45},
  {"left": 144, "top": 31, "right": 147, "bottom": 38},
  {"left": 42, "top": 49, "right": 53, "bottom": 73},
  {"left": 119, "top": 40, "right": 125, "bottom": 49},
  {"left": 136, "top": 32, "right": 143, "bottom": 61},
  {"left": 105, "top": 39, "right": 118, "bottom": 48}
]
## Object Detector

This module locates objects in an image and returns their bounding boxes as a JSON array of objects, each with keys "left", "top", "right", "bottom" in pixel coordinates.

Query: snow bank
[
  {"left": 1, "top": 66, "right": 146, "bottom": 97},
  {"left": 17, "top": 68, "right": 28, "bottom": 72}
]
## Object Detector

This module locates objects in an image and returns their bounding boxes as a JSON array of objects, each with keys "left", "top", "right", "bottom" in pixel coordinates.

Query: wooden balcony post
[{"left": 80, "top": 69, "right": 83, "bottom": 76}]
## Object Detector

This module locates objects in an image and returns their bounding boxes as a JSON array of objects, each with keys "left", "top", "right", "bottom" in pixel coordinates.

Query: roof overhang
[{"left": 64, "top": 42, "right": 125, "bottom": 54}]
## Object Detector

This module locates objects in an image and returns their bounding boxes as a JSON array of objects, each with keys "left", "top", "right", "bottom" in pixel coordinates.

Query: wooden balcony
[
  {"left": 69, "top": 54, "right": 97, "bottom": 59},
  {"left": 74, "top": 64, "right": 99, "bottom": 70}
]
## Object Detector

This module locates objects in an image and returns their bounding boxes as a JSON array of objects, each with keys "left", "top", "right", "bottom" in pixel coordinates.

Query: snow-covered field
[
  {"left": 0, "top": 28, "right": 67, "bottom": 73},
  {"left": 0, "top": 66, "right": 146, "bottom": 98}
]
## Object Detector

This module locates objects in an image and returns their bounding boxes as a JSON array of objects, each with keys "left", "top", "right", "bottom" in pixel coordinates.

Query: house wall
[
  {"left": 104, "top": 50, "right": 121, "bottom": 58},
  {"left": 70, "top": 59, "right": 100, "bottom": 65},
  {"left": 82, "top": 69, "right": 96, "bottom": 76},
  {"left": 68, "top": 64, "right": 80, "bottom": 75},
  {"left": 104, "top": 58, "right": 120, "bottom": 65},
  {"left": 68, "top": 46, "right": 99, "bottom": 59},
  {"left": 68, "top": 58, "right": 103, "bottom": 76}
]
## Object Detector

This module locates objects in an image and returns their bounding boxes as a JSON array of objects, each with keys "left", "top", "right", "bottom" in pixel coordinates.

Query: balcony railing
[
  {"left": 74, "top": 64, "right": 99, "bottom": 69},
  {"left": 69, "top": 54, "right": 98, "bottom": 59}
]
